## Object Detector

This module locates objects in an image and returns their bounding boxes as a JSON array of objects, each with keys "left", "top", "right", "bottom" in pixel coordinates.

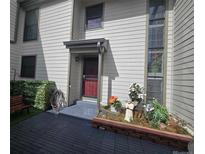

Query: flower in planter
[
  {"left": 109, "top": 96, "right": 118, "bottom": 105},
  {"left": 128, "top": 83, "right": 145, "bottom": 104},
  {"left": 108, "top": 96, "right": 122, "bottom": 112}
]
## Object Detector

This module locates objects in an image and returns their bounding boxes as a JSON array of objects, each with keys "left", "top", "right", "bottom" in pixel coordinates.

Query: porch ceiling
[{"left": 63, "top": 38, "right": 109, "bottom": 53}]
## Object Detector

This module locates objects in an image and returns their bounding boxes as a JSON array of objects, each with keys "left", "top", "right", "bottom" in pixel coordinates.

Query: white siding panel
[
  {"left": 10, "top": 0, "right": 20, "bottom": 80},
  {"left": 10, "top": 0, "right": 17, "bottom": 41},
  {"left": 165, "top": 0, "right": 174, "bottom": 112},
  {"left": 172, "top": 0, "right": 194, "bottom": 130},
  {"left": 13, "top": 0, "right": 73, "bottom": 103},
  {"left": 74, "top": 0, "right": 147, "bottom": 103}
]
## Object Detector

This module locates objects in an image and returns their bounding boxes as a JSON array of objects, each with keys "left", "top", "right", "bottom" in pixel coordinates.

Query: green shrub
[
  {"left": 103, "top": 105, "right": 110, "bottom": 110},
  {"left": 10, "top": 80, "right": 56, "bottom": 110},
  {"left": 10, "top": 80, "right": 25, "bottom": 96},
  {"left": 146, "top": 98, "right": 169, "bottom": 128}
]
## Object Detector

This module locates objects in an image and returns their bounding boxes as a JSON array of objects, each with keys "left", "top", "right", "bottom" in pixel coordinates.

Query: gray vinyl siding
[
  {"left": 12, "top": 0, "right": 73, "bottom": 102},
  {"left": 74, "top": 0, "right": 147, "bottom": 104},
  {"left": 10, "top": 0, "right": 18, "bottom": 42},
  {"left": 172, "top": 0, "right": 194, "bottom": 130}
]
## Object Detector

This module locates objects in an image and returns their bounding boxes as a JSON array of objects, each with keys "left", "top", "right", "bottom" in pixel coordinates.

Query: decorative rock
[
  {"left": 124, "top": 101, "right": 135, "bottom": 122},
  {"left": 160, "top": 123, "right": 167, "bottom": 130},
  {"left": 144, "top": 104, "right": 154, "bottom": 112}
]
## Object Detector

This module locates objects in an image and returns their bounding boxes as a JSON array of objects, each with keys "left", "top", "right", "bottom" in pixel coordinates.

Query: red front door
[{"left": 83, "top": 57, "right": 98, "bottom": 98}]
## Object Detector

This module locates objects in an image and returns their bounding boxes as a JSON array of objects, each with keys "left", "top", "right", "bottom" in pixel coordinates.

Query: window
[
  {"left": 147, "top": 0, "right": 166, "bottom": 104},
  {"left": 21, "top": 56, "right": 36, "bottom": 78},
  {"left": 149, "top": 24, "right": 164, "bottom": 48},
  {"left": 86, "top": 3, "right": 103, "bottom": 29},
  {"left": 149, "top": 0, "right": 165, "bottom": 20},
  {"left": 147, "top": 78, "right": 163, "bottom": 103},
  {"left": 24, "top": 9, "right": 38, "bottom": 41},
  {"left": 148, "top": 50, "right": 163, "bottom": 75}
]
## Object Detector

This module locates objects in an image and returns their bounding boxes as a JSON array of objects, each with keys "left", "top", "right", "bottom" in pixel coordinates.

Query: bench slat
[{"left": 10, "top": 96, "right": 31, "bottom": 113}]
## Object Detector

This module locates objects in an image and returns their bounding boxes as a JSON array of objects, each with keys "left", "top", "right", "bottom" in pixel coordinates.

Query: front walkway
[
  {"left": 48, "top": 101, "right": 97, "bottom": 120},
  {"left": 11, "top": 112, "right": 178, "bottom": 154}
]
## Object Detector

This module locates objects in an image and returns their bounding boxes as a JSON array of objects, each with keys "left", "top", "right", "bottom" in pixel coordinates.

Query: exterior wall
[
  {"left": 10, "top": 0, "right": 20, "bottom": 80},
  {"left": 74, "top": 0, "right": 147, "bottom": 104},
  {"left": 165, "top": 0, "right": 174, "bottom": 111},
  {"left": 172, "top": 0, "right": 194, "bottom": 130},
  {"left": 69, "top": 53, "right": 83, "bottom": 103},
  {"left": 10, "top": 0, "right": 194, "bottom": 129},
  {"left": 10, "top": 0, "right": 18, "bottom": 42},
  {"left": 11, "top": 0, "right": 74, "bottom": 102}
]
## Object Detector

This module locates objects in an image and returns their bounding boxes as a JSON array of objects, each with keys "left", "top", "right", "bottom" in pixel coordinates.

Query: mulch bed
[
  {"left": 92, "top": 109, "right": 193, "bottom": 151},
  {"left": 98, "top": 109, "right": 190, "bottom": 135}
]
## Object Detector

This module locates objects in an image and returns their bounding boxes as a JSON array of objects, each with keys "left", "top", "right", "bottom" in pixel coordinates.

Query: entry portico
[{"left": 64, "top": 38, "right": 109, "bottom": 113}]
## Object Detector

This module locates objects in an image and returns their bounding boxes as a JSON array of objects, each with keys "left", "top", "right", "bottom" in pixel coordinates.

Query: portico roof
[{"left": 63, "top": 38, "right": 109, "bottom": 51}]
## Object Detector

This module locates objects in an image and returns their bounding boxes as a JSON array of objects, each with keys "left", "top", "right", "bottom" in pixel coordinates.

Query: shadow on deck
[{"left": 11, "top": 111, "right": 179, "bottom": 154}]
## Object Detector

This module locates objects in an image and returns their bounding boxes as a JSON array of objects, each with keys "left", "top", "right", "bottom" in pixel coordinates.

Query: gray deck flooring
[{"left": 10, "top": 112, "right": 179, "bottom": 154}]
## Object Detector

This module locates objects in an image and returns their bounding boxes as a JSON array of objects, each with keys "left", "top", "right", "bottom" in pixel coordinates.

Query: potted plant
[{"left": 108, "top": 96, "right": 122, "bottom": 113}]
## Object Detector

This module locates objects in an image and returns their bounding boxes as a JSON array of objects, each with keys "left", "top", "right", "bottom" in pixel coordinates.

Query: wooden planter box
[{"left": 92, "top": 117, "right": 193, "bottom": 151}]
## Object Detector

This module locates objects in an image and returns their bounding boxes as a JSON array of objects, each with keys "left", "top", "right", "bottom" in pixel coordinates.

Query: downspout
[{"left": 97, "top": 42, "right": 103, "bottom": 114}]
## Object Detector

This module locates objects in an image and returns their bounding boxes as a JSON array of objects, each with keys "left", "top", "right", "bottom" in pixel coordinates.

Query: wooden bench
[{"left": 10, "top": 95, "right": 31, "bottom": 113}]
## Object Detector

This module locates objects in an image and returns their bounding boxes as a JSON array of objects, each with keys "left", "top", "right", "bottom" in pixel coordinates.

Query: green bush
[
  {"left": 10, "top": 80, "right": 25, "bottom": 96},
  {"left": 10, "top": 80, "right": 56, "bottom": 110},
  {"left": 146, "top": 98, "right": 169, "bottom": 128}
]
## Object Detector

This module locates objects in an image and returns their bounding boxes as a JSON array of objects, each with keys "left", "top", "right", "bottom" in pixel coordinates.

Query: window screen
[
  {"left": 24, "top": 9, "right": 38, "bottom": 41},
  {"left": 147, "top": 78, "right": 163, "bottom": 103},
  {"left": 21, "top": 56, "right": 36, "bottom": 78},
  {"left": 86, "top": 3, "right": 103, "bottom": 29}
]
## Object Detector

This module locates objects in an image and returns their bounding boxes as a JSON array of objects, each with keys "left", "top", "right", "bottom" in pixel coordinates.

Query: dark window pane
[
  {"left": 21, "top": 56, "right": 36, "bottom": 78},
  {"left": 148, "top": 52, "right": 162, "bottom": 73},
  {"left": 147, "top": 78, "right": 163, "bottom": 104},
  {"left": 149, "top": 19, "right": 164, "bottom": 25},
  {"left": 24, "top": 9, "right": 38, "bottom": 41},
  {"left": 149, "top": 26, "right": 164, "bottom": 48},
  {"left": 86, "top": 3, "right": 103, "bottom": 29}
]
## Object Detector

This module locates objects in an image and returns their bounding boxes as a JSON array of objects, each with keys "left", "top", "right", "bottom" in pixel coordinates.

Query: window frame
[
  {"left": 146, "top": 0, "right": 166, "bottom": 104},
  {"left": 85, "top": 3, "right": 104, "bottom": 30},
  {"left": 23, "top": 9, "right": 39, "bottom": 42},
  {"left": 20, "top": 55, "right": 37, "bottom": 78}
]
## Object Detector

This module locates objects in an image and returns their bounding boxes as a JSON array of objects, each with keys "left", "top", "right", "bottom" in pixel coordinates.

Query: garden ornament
[
  {"left": 124, "top": 101, "right": 135, "bottom": 122},
  {"left": 50, "top": 89, "right": 66, "bottom": 114},
  {"left": 144, "top": 103, "right": 154, "bottom": 112}
]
